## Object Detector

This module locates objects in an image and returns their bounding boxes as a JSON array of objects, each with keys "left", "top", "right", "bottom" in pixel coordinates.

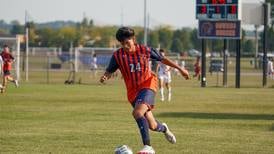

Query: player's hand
[
  {"left": 180, "top": 69, "right": 190, "bottom": 80},
  {"left": 100, "top": 75, "right": 107, "bottom": 83},
  {"left": 100, "top": 72, "right": 112, "bottom": 84}
]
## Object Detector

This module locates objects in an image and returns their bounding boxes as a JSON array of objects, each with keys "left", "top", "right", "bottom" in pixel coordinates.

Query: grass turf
[{"left": 0, "top": 78, "right": 274, "bottom": 154}]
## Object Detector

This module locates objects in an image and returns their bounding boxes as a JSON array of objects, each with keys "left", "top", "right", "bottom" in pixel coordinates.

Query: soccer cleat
[
  {"left": 162, "top": 123, "right": 176, "bottom": 144},
  {"left": 14, "top": 80, "right": 19, "bottom": 87},
  {"left": 137, "top": 145, "right": 155, "bottom": 154}
]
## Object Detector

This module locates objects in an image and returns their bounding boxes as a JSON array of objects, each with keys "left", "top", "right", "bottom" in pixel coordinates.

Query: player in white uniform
[
  {"left": 90, "top": 53, "right": 98, "bottom": 77},
  {"left": 157, "top": 49, "right": 172, "bottom": 102}
]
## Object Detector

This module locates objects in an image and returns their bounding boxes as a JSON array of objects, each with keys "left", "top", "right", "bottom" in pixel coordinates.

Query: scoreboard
[{"left": 196, "top": 0, "right": 241, "bottom": 20}]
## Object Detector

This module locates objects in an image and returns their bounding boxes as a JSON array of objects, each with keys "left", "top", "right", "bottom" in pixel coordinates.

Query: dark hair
[
  {"left": 159, "top": 49, "right": 165, "bottom": 53},
  {"left": 3, "top": 44, "right": 8, "bottom": 48},
  {"left": 116, "top": 27, "right": 135, "bottom": 42}
]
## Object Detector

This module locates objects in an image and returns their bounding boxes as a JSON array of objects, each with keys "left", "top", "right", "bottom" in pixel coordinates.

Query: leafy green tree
[
  {"left": 180, "top": 28, "right": 193, "bottom": 51},
  {"left": 148, "top": 31, "right": 159, "bottom": 48},
  {"left": 170, "top": 38, "right": 183, "bottom": 53},
  {"left": 190, "top": 28, "right": 202, "bottom": 51},
  {"left": 243, "top": 40, "right": 255, "bottom": 53},
  {"left": 36, "top": 28, "right": 57, "bottom": 47},
  {"left": 157, "top": 26, "right": 173, "bottom": 49},
  {"left": 10, "top": 20, "right": 24, "bottom": 35},
  {"left": 136, "top": 30, "right": 144, "bottom": 44}
]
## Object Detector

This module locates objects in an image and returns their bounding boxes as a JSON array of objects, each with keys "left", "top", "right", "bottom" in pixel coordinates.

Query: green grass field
[{"left": 1, "top": 77, "right": 274, "bottom": 154}]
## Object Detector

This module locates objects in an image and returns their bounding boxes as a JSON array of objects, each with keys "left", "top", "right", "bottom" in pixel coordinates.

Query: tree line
[{"left": 0, "top": 17, "right": 273, "bottom": 56}]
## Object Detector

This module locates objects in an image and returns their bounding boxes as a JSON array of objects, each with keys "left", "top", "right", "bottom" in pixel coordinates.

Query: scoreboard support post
[
  {"left": 235, "top": 39, "right": 241, "bottom": 88},
  {"left": 223, "top": 39, "right": 228, "bottom": 87},
  {"left": 201, "top": 39, "right": 207, "bottom": 87}
]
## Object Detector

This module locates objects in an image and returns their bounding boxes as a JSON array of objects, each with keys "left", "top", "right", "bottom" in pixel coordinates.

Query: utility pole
[
  {"left": 223, "top": 39, "right": 228, "bottom": 87},
  {"left": 144, "top": 0, "right": 148, "bottom": 45},
  {"left": 25, "top": 10, "right": 29, "bottom": 82},
  {"left": 235, "top": 39, "right": 241, "bottom": 88}
]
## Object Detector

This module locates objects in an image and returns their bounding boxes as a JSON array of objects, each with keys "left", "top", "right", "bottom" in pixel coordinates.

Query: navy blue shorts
[{"left": 132, "top": 89, "right": 155, "bottom": 110}]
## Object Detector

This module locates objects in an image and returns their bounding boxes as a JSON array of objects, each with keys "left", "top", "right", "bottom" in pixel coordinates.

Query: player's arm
[
  {"left": 100, "top": 55, "right": 119, "bottom": 83},
  {"left": 150, "top": 48, "right": 190, "bottom": 80},
  {"left": 161, "top": 58, "right": 189, "bottom": 79}
]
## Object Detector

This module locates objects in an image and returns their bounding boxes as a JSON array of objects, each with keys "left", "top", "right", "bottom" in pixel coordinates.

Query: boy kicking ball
[{"left": 100, "top": 27, "right": 189, "bottom": 154}]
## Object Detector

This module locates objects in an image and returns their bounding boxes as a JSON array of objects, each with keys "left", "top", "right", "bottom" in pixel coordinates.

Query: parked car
[
  {"left": 209, "top": 59, "right": 223, "bottom": 73},
  {"left": 188, "top": 49, "right": 201, "bottom": 57}
]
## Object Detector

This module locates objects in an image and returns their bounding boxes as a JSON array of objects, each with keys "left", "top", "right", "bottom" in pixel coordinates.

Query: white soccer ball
[{"left": 114, "top": 145, "right": 133, "bottom": 154}]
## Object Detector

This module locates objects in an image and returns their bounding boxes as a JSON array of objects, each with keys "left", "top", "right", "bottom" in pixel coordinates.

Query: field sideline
[{"left": 1, "top": 78, "right": 274, "bottom": 154}]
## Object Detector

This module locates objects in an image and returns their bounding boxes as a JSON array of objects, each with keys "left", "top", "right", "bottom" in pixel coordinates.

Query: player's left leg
[{"left": 145, "top": 111, "right": 176, "bottom": 144}]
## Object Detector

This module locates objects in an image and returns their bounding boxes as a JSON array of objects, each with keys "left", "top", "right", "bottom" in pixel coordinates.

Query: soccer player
[
  {"left": 193, "top": 56, "right": 201, "bottom": 81},
  {"left": 156, "top": 49, "right": 172, "bottom": 102},
  {"left": 90, "top": 53, "right": 98, "bottom": 77},
  {"left": 100, "top": 27, "right": 189, "bottom": 154},
  {"left": 0, "top": 45, "right": 19, "bottom": 93}
]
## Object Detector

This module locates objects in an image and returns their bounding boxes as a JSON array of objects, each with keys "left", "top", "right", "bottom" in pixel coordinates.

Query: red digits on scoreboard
[
  {"left": 211, "top": 0, "right": 217, "bottom": 4},
  {"left": 230, "top": 5, "right": 237, "bottom": 14},
  {"left": 201, "top": 5, "right": 207, "bottom": 13},
  {"left": 211, "top": 0, "right": 226, "bottom": 4},
  {"left": 216, "top": 6, "right": 220, "bottom": 13},
  {"left": 218, "top": 0, "right": 226, "bottom": 4}
]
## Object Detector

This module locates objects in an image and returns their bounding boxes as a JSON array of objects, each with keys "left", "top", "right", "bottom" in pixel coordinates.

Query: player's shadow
[{"left": 157, "top": 112, "right": 274, "bottom": 121}]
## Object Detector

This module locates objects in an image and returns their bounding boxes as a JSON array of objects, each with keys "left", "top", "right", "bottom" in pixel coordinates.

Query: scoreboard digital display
[{"left": 196, "top": 0, "right": 240, "bottom": 20}]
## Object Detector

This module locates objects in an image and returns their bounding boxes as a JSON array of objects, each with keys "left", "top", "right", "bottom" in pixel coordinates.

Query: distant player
[
  {"left": 0, "top": 45, "right": 19, "bottom": 93},
  {"left": 0, "top": 55, "right": 3, "bottom": 89},
  {"left": 91, "top": 53, "right": 98, "bottom": 70},
  {"left": 156, "top": 49, "right": 172, "bottom": 102},
  {"left": 100, "top": 27, "right": 189, "bottom": 154},
  {"left": 267, "top": 57, "right": 274, "bottom": 79},
  {"left": 90, "top": 53, "right": 98, "bottom": 77},
  {"left": 193, "top": 56, "right": 201, "bottom": 80}
]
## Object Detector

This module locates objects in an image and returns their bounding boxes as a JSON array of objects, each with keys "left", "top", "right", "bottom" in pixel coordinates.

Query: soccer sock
[
  {"left": 136, "top": 117, "right": 150, "bottom": 146},
  {"left": 160, "top": 88, "right": 164, "bottom": 100},
  {"left": 152, "top": 120, "right": 167, "bottom": 133},
  {"left": 168, "top": 87, "right": 171, "bottom": 101}
]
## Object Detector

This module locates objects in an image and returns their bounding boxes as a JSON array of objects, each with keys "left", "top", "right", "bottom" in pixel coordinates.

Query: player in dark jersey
[
  {"left": 100, "top": 27, "right": 189, "bottom": 154},
  {"left": 0, "top": 45, "right": 18, "bottom": 93}
]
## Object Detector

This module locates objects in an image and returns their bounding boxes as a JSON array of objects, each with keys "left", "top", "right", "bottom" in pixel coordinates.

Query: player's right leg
[
  {"left": 132, "top": 89, "right": 156, "bottom": 154},
  {"left": 133, "top": 104, "right": 155, "bottom": 154}
]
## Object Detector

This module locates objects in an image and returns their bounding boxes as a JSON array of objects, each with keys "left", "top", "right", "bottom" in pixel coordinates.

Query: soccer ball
[{"left": 114, "top": 145, "right": 133, "bottom": 154}]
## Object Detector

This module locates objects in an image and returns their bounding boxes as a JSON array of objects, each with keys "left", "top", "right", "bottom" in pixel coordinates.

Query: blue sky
[{"left": 0, "top": 0, "right": 261, "bottom": 28}]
